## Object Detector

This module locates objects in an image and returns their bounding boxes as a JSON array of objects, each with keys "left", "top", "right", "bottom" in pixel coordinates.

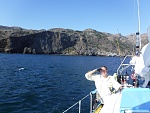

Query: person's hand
[
  {"left": 119, "top": 86, "right": 123, "bottom": 91},
  {"left": 97, "top": 68, "right": 101, "bottom": 72}
]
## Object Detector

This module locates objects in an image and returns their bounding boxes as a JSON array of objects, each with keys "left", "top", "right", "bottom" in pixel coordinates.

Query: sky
[{"left": 0, "top": 0, "right": 150, "bottom": 36}]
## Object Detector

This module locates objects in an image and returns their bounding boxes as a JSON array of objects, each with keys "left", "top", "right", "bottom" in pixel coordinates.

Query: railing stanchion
[
  {"left": 79, "top": 100, "right": 81, "bottom": 113},
  {"left": 90, "top": 93, "right": 93, "bottom": 113},
  {"left": 62, "top": 94, "right": 90, "bottom": 113}
]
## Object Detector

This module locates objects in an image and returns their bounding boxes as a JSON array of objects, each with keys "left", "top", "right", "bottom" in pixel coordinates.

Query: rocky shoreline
[{"left": 0, "top": 25, "right": 148, "bottom": 56}]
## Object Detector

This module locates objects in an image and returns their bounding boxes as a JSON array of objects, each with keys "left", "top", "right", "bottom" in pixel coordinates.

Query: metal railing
[
  {"left": 117, "top": 55, "right": 134, "bottom": 75},
  {"left": 62, "top": 89, "right": 98, "bottom": 113},
  {"left": 62, "top": 93, "right": 91, "bottom": 113}
]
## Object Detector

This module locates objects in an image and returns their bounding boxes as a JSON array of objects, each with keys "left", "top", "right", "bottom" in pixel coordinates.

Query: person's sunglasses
[
  {"left": 100, "top": 69, "right": 106, "bottom": 72},
  {"left": 98, "top": 68, "right": 106, "bottom": 72}
]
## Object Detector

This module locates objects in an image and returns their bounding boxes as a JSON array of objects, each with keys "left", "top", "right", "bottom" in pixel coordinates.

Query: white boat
[
  {"left": 63, "top": 0, "right": 150, "bottom": 112},
  {"left": 62, "top": 54, "right": 150, "bottom": 113}
]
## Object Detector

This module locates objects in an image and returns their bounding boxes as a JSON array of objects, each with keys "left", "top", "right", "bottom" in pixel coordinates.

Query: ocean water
[{"left": 0, "top": 53, "right": 122, "bottom": 113}]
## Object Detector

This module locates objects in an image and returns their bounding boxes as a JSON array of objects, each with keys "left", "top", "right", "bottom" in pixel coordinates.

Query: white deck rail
[
  {"left": 62, "top": 93, "right": 92, "bottom": 113},
  {"left": 117, "top": 55, "right": 133, "bottom": 75}
]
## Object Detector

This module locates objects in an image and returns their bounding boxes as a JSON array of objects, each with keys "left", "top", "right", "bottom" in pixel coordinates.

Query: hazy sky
[{"left": 0, "top": 0, "right": 150, "bottom": 36}]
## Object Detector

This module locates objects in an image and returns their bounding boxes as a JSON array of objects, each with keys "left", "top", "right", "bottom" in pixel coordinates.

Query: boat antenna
[{"left": 135, "top": 0, "right": 141, "bottom": 55}]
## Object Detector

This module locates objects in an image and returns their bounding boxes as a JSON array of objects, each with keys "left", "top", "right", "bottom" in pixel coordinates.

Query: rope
[
  {"left": 116, "top": 37, "right": 121, "bottom": 56},
  {"left": 111, "top": 90, "right": 122, "bottom": 113},
  {"left": 113, "top": 26, "right": 122, "bottom": 62}
]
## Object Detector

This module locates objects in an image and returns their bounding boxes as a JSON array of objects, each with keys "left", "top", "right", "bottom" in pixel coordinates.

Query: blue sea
[{"left": 0, "top": 53, "right": 123, "bottom": 113}]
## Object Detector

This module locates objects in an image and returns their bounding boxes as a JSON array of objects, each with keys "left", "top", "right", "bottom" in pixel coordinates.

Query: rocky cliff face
[{"left": 0, "top": 25, "right": 148, "bottom": 56}]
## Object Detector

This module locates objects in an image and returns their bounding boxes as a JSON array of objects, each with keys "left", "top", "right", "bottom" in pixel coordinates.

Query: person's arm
[
  {"left": 111, "top": 76, "right": 122, "bottom": 91},
  {"left": 85, "top": 69, "right": 98, "bottom": 81}
]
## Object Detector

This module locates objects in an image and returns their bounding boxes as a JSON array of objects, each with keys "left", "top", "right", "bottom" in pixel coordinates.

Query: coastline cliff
[{"left": 0, "top": 25, "right": 148, "bottom": 56}]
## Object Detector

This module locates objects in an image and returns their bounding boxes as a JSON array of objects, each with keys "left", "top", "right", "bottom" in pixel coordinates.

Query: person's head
[{"left": 99, "top": 66, "right": 108, "bottom": 78}]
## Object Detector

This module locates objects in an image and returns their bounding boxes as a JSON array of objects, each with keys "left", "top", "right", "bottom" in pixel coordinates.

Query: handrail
[
  {"left": 117, "top": 55, "right": 133, "bottom": 75},
  {"left": 62, "top": 93, "right": 90, "bottom": 113}
]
